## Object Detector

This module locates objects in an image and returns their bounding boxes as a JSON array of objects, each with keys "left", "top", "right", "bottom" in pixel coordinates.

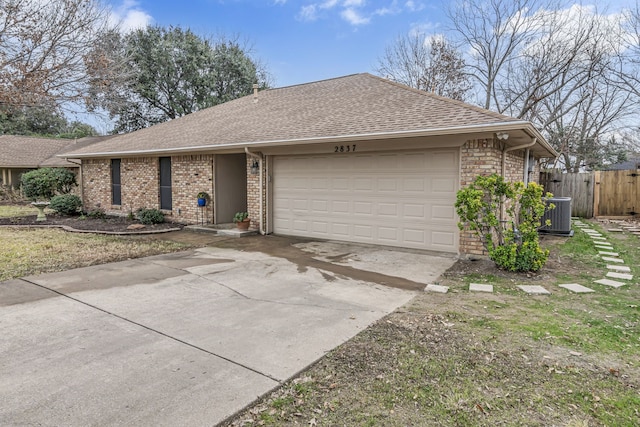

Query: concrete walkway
[{"left": 0, "top": 238, "right": 455, "bottom": 426}]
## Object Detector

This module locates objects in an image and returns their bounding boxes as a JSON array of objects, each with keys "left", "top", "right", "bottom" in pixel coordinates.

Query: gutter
[
  {"left": 60, "top": 120, "right": 558, "bottom": 159},
  {"left": 244, "top": 147, "right": 265, "bottom": 235}
]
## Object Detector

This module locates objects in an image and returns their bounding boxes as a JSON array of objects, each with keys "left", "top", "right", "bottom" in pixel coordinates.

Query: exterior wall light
[{"left": 250, "top": 159, "right": 259, "bottom": 175}]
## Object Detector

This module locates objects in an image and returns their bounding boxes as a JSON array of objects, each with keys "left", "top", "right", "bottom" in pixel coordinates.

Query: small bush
[
  {"left": 86, "top": 208, "right": 107, "bottom": 219},
  {"left": 21, "top": 168, "right": 77, "bottom": 201},
  {"left": 455, "top": 174, "right": 552, "bottom": 272},
  {"left": 136, "top": 208, "right": 165, "bottom": 225},
  {"left": 49, "top": 194, "right": 83, "bottom": 215}
]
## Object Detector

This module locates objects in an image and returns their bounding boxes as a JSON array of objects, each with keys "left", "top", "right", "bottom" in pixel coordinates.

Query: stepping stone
[
  {"left": 602, "top": 256, "right": 624, "bottom": 263},
  {"left": 518, "top": 285, "right": 551, "bottom": 295},
  {"left": 595, "top": 244, "right": 613, "bottom": 249},
  {"left": 594, "top": 278, "right": 627, "bottom": 288},
  {"left": 559, "top": 283, "right": 595, "bottom": 293},
  {"left": 582, "top": 229, "right": 598, "bottom": 233},
  {"left": 599, "top": 251, "right": 619, "bottom": 256},
  {"left": 469, "top": 283, "right": 493, "bottom": 293},
  {"left": 608, "top": 229, "right": 624, "bottom": 232},
  {"left": 425, "top": 284, "right": 449, "bottom": 293},
  {"left": 608, "top": 265, "right": 631, "bottom": 272},
  {"left": 595, "top": 242, "right": 613, "bottom": 246},
  {"left": 606, "top": 272, "right": 633, "bottom": 280},
  {"left": 587, "top": 233, "right": 603, "bottom": 237},
  {"left": 590, "top": 236, "right": 607, "bottom": 240}
]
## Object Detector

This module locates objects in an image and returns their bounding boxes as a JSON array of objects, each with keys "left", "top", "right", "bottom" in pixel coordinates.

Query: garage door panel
[
  {"left": 378, "top": 203, "right": 398, "bottom": 216},
  {"left": 378, "top": 178, "right": 398, "bottom": 191},
  {"left": 432, "top": 205, "right": 456, "bottom": 220},
  {"left": 403, "top": 204, "right": 425, "bottom": 219},
  {"left": 273, "top": 150, "right": 459, "bottom": 252},
  {"left": 433, "top": 231, "right": 455, "bottom": 246}
]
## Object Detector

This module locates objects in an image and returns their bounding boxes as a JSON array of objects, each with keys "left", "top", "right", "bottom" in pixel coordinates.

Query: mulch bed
[{"left": 0, "top": 214, "right": 183, "bottom": 234}]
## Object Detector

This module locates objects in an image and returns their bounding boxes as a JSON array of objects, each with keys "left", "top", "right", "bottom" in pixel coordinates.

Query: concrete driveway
[{"left": 0, "top": 235, "right": 456, "bottom": 426}]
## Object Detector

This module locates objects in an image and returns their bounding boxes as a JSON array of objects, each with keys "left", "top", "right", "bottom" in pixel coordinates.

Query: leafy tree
[
  {"left": 0, "top": 105, "right": 97, "bottom": 138},
  {"left": 376, "top": 32, "right": 470, "bottom": 100},
  {"left": 87, "top": 26, "right": 270, "bottom": 133},
  {"left": 0, "top": 105, "right": 67, "bottom": 136},
  {"left": 0, "top": 0, "right": 111, "bottom": 109},
  {"left": 455, "top": 174, "right": 552, "bottom": 272}
]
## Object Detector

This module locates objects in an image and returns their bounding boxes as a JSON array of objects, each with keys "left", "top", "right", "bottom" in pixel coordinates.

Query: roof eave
[{"left": 63, "top": 120, "right": 558, "bottom": 159}]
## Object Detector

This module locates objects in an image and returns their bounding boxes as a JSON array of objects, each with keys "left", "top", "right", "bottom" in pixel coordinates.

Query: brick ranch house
[{"left": 61, "top": 73, "right": 557, "bottom": 255}]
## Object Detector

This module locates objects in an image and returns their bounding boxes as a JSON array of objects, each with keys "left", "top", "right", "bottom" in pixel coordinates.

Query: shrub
[
  {"left": 136, "top": 208, "right": 165, "bottom": 225},
  {"left": 49, "top": 194, "right": 83, "bottom": 215},
  {"left": 86, "top": 208, "right": 107, "bottom": 219},
  {"left": 21, "top": 168, "right": 77, "bottom": 201},
  {"left": 455, "top": 174, "right": 553, "bottom": 272}
]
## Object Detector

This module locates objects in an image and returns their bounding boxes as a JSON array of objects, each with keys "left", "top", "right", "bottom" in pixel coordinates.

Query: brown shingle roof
[
  {"left": 63, "top": 73, "right": 554, "bottom": 157},
  {"left": 0, "top": 135, "right": 77, "bottom": 168},
  {"left": 0, "top": 135, "right": 116, "bottom": 168}
]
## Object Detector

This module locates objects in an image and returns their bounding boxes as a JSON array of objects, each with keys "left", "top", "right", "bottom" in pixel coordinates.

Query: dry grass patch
[
  {"left": 227, "top": 221, "right": 640, "bottom": 427},
  {"left": 0, "top": 227, "right": 189, "bottom": 281}
]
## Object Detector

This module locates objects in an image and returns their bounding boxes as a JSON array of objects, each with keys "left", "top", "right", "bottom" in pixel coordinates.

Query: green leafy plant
[
  {"left": 136, "top": 208, "right": 165, "bottom": 225},
  {"left": 455, "top": 174, "right": 553, "bottom": 272},
  {"left": 21, "top": 168, "right": 77, "bottom": 201},
  {"left": 196, "top": 191, "right": 210, "bottom": 200},
  {"left": 233, "top": 211, "right": 249, "bottom": 223},
  {"left": 49, "top": 194, "right": 82, "bottom": 215},
  {"left": 87, "top": 208, "right": 107, "bottom": 220}
]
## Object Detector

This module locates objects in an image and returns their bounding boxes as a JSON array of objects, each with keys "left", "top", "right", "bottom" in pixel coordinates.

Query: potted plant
[
  {"left": 196, "top": 191, "right": 210, "bottom": 207},
  {"left": 233, "top": 211, "right": 251, "bottom": 230}
]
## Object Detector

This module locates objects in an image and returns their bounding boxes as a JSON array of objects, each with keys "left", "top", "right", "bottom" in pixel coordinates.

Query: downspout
[
  {"left": 523, "top": 148, "right": 530, "bottom": 185},
  {"left": 500, "top": 138, "right": 537, "bottom": 227},
  {"left": 502, "top": 138, "right": 537, "bottom": 180},
  {"left": 244, "top": 147, "right": 265, "bottom": 235}
]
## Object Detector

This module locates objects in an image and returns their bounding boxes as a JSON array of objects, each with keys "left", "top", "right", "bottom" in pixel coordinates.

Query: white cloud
[
  {"left": 109, "top": 0, "right": 153, "bottom": 33},
  {"left": 298, "top": 4, "right": 318, "bottom": 21},
  {"left": 273, "top": 0, "right": 287, "bottom": 4},
  {"left": 341, "top": 7, "right": 370, "bottom": 25},
  {"left": 301, "top": 0, "right": 428, "bottom": 26},
  {"left": 405, "top": 1, "right": 425, "bottom": 12}
]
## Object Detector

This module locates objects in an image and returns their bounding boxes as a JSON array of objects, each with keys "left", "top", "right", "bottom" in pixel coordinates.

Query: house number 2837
[{"left": 334, "top": 145, "right": 356, "bottom": 153}]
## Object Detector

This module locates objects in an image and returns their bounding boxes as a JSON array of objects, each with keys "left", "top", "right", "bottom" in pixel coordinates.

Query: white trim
[{"left": 61, "top": 121, "right": 557, "bottom": 159}]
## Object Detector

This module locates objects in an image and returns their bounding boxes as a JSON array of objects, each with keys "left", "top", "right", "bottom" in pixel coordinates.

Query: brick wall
[
  {"left": 504, "top": 150, "right": 525, "bottom": 183},
  {"left": 172, "top": 155, "right": 214, "bottom": 224},
  {"left": 121, "top": 157, "right": 159, "bottom": 215},
  {"left": 246, "top": 156, "right": 265, "bottom": 230},
  {"left": 82, "top": 156, "right": 214, "bottom": 223},
  {"left": 82, "top": 159, "right": 111, "bottom": 211}
]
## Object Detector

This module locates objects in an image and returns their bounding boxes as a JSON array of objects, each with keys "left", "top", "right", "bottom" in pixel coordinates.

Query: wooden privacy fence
[{"left": 540, "top": 170, "right": 639, "bottom": 218}]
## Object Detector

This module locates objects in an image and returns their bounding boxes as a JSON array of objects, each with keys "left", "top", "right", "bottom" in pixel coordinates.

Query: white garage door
[{"left": 272, "top": 149, "right": 459, "bottom": 252}]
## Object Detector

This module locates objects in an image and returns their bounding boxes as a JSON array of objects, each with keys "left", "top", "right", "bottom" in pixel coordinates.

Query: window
[
  {"left": 159, "top": 157, "right": 172, "bottom": 210},
  {"left": 111, "top": 159, "right": 121, "bottom": 205}
]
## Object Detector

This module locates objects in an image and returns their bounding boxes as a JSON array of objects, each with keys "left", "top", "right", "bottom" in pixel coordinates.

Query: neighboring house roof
[
  {"left": 62, "top": 73, "right": 557, "bottom": 159},
  {"left": 603, "top": 157, "right": 640, "bottom": 170},
  {"left": 0, "top": 135, "right": 116, "bottom": 168}
]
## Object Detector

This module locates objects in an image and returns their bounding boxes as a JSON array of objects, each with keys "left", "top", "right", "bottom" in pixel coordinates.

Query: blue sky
[{"left": 106, "top": 0, "right": 449, "bottom": 88}]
